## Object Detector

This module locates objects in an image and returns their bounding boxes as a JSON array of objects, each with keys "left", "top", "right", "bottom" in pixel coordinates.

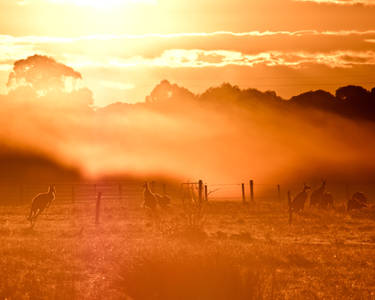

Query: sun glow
[{"left": 51, "top": 0, "right": 157, "bottom": 8}]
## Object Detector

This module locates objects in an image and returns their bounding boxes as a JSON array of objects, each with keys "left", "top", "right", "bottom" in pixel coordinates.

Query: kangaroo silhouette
[
  {"left": 143, "top": 182, "right": 157, "bottom": 211},
  {"left": 347, "top": 192, "right": 368, "bottom": 211},
  {"left": 290, "top": 184, "right": 311, "bottom": 213},
  {"left": 310, "top": 180, "right": 326, "bottom": 207},
  {"left": 27, "top": 185, "right": 56, "bottom": 225}
]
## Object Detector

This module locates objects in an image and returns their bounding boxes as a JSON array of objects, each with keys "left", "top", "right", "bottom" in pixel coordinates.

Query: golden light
[{"left": 51, "top": 0, "right": 157, "bottom": 8}]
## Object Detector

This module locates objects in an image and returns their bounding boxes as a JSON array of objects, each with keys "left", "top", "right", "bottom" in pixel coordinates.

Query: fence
[
  {"left": 0, "top": 180, "right": 374, "bottom": 206},
  {"left": 202, "top": 180, "right": 375, "bottom": 206},
  {"left": 0, "top": 182, "right": 144, "bottom": 205}
]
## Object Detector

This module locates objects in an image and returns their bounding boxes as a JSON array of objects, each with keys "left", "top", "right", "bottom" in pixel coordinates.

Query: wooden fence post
[
  {"left": 288, "top": 190, "right": 293, "bottom": 225},
  {"left": 72, "top": 185, "right": 76, "bottom": 202},
  {"left": 242, "top": 183, "right": 246, "bottom": 204},
  {"left": 95, "top": 192, "right": 102, "bottom": 225},
  {"left": 250, "top": 180, "right": 254, "bottom": 203},
  {"left": 277, "top": 184, "right": 281, "bottom": 202},
  {"left": 118, "top": 184, "right": 122, "bottom": 201},
  {"left": 180, "top": 183, "right": 186, "bottom": 206},
  {"left": 198, "top": 180, "right": 203, "bottom": 205},
  {"left": 204, "top": 185, "right": 208, "bottom": 202},
  {"left": 19, "top": 184, "right": 24, "bottom": 203}
]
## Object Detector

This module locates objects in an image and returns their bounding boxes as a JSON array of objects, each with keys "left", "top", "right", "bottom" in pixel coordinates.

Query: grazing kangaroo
[
  {"left": 347, "top": 192, "right": 368, "bottom": 211},
  {"left": 310, "top": 179, "right": 326, "bottom": 207},
  {"left": 143, "top": 182, "right": 157, "bottom": 211},
  {"left": 28, "top": 185, "right": 56, "bottom": 225},
  {"left": 290, "top": 184, "right": 311, "bottom": 213}
]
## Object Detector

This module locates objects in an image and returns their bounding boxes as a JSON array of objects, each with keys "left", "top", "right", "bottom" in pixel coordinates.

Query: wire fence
[
  {"left": 0, "top": 182, "right": 144, "bottom": 206},
  {"left": 204, "top": 181, "right": 375, "bottom": 206},
  {"left": 0, "top": 180, "right": 374, "bottom": 207}
]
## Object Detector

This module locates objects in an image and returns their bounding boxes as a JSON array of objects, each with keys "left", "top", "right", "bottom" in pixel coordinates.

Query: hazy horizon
[
  {"left": 1, "top": 55, "right": 375, "bottom": 185},
  {"left": 1, "top": 0, "right": 375, "bottom": 105}
]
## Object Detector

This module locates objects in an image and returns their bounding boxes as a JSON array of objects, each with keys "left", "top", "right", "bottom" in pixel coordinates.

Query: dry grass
[{"left": 0, "top": 199, "right": 375, "bottom": 299}]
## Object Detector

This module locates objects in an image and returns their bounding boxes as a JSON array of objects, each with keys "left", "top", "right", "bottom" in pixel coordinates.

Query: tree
[
  {"left": 6, "top": 55, "right": 93, "bottom": 110},
  {"left": 7, "top": 54, "right": 82, "bottom": 94},
  {"left": 335, "top": 85, "right": 371, "bottom": 103}
]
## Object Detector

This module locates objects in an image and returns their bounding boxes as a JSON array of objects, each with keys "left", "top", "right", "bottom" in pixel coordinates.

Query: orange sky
[{"left": 1, "top": 0, "right": 375, "bottom": 105}]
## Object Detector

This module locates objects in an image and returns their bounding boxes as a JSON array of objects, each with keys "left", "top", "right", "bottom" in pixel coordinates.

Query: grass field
[{"left": 1, "top": 197, "right": 375, "bottom": 299}]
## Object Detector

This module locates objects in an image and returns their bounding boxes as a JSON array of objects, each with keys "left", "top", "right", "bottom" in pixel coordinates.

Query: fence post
[
  {"left": 180, "top": 183, "right": 186, "bottom": 206},
  {"left": 277, "top": 184, "right": 281, "bottom": 202},
  {"left": 250, "top": 180, "right": 254, "bottom": 203},
  {"left": 72, "top": 185, "right": 75, "bottom": 202},
  {"left": 198, "top": 180, "right": 203, "bottom": 205},
  {"left": 242, "top": 183, "right": 246, "bottom": 204},
  {"left": 118, "top": 183, "right": 122, "bottom": 201},
  {"left": 288, "top": 190, "right": 292, "bottom": 225},
  {"left": 95, "top": 192, "right": 102, "bottom": 225},
  {"left": 19, "top": 184, "right": 24, "bottom": 203},
  {"left": 204, "top": 185, "right": 208, "bottom": 202}
]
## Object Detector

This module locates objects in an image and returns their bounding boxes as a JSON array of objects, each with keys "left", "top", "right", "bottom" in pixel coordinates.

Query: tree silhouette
[
  {"left": 336, "top": 85, "right": 371, "bottom": 103},
  {"left": 7, "top": 54, "right": 82, "bottom": 94},
  {"left": 5, "top": 55, "right": 93, "bottom": 110},
  {"left": 145, "top": 80, "right": 196, "bottom": 103}
]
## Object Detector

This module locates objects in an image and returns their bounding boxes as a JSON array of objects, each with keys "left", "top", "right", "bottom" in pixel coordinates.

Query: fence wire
[{"left": 0, "top": 180, "right": 374, "bottom": 206}]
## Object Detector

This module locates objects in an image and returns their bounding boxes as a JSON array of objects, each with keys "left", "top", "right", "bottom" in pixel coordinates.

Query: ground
[{"left": 0, "top": 197, "right": 375, "bottom": 299}]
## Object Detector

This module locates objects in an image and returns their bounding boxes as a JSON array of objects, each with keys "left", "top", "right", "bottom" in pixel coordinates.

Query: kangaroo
[
  {"left": 290, "top": 184, "right": 311, "bottom": 213},
  {"left": 310, "top": 179, "right": 326, "bottom": 207},
  {"left": 347, "top": 192, "right": 368, "bottom": 211},
  {"left": 143, "top": 182, "right": 157, "bottom": 211},
  {"left": 27, "top": 185, "right": 56, "bottom": 225}
]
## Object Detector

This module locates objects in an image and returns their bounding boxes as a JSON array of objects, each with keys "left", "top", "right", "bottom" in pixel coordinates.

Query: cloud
[
  {"left": 294, "top": 0, "right": 375, "bottom": 6},
  {"left": 64, "top": 49, "right": 375, "bottom": 69},
  {"left": 2, "top": 30, "right": 375, "bottom": 44},
  {"left": 2, "top": 46, "right": 375, "bottom": 80},
  {"left": 2, "top": 30, "right": 375, "bottom": 68}
]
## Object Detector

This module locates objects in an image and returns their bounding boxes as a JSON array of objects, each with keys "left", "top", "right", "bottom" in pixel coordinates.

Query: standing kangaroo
[
  {"left": 310, "top": 180, "right": 326, "bottom": 207},
  {"left": 28, "top": 185, "right": 56, "bottom": 225},
  {"left": 290, "top": 184, "right": 311, "bottom": 213},
  {"left": 143, "top": 182, "right": 157, "bottom": 211}
]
